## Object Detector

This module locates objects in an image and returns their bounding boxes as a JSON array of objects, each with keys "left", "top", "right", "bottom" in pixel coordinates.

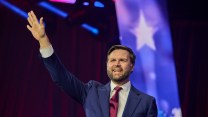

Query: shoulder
[
  {"left": 130, "top": 86, "right": 157, "bottom": 110},
  {"left": 131, "top": 85, "right": 156, "bottom": 101},
  {"left": 85, "top": 80, "right": 106, "bottom": 89}
]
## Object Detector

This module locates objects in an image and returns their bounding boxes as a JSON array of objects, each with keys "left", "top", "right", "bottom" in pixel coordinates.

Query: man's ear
[{"left": 131, "top": 64, "right": 134, "bottom": 72}]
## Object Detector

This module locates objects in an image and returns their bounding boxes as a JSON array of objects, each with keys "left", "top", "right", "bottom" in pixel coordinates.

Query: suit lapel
[
  {"left": 122, "top": 85, "right": 141, "bottom": 117},
  {"left": 98, "top": 82, "right": 110, "bottom": 117}
]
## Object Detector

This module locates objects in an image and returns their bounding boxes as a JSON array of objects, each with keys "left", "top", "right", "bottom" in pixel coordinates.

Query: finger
[
  {"left": 39, "top": 17, "right": 44, "bottom": 25},
  {"left": 27, "top": 25, "right": 32, "bottom": 32},
  {"left": 27, "top": 17, "right": 33, "bottom": 26},
  {"left": 30, "top": 11, "right": 39, "bottom": 23},
  {"left": 28, "top": 12, "right": 34, "bottom": 23}
]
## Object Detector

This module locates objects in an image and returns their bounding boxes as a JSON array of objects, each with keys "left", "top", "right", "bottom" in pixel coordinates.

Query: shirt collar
[{"left": 110, "top": 81, "right": 131, "bottom": 92}]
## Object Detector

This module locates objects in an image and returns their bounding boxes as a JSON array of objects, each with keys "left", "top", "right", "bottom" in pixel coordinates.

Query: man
[{"left": 27, "top": 11, "right": 158, "bottom": 117}]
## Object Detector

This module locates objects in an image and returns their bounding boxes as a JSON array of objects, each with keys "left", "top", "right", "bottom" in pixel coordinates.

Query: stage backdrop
[{"left": 115, "top": 0, "right": 180, "bottom": 116}]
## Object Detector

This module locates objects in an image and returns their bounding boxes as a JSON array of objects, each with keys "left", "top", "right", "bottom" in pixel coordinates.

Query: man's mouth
[{"left": 112, "top": 68, "right": 122, "bottom": 72}]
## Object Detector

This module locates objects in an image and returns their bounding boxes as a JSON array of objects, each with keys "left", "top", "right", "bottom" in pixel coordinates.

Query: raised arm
[
  {"left": 26, "top": 11, "right": 88, "bottom": 105},
  {"left": 27, "top": 10, "right": 51, "bottom": 49}
]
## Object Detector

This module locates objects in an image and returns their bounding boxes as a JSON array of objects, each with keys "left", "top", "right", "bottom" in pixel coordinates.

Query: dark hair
[{"left": 107, "top": 45, "right": 136, "bottom": 65}]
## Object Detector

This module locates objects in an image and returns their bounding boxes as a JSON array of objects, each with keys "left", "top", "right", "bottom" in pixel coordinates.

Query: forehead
[{"left": 108, "top": 49, "right": 130, "bottom": 58}]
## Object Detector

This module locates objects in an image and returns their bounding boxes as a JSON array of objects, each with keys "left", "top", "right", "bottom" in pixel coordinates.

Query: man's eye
[
  {"left": 111, "top": 59, "right": 116, "bottom": 62},
  {"left": 120, "top": 59, "right": 127, "bottom": 62}
]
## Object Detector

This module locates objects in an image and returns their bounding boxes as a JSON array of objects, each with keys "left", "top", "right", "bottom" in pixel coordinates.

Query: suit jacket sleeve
[{"left": 42, "top": 53, "right": 90, "bottom": 105}]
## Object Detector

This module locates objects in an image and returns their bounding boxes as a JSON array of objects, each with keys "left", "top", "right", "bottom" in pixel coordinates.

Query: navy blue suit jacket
[{"left": 42, "top": 53, "right": 158, "bottom": 117}]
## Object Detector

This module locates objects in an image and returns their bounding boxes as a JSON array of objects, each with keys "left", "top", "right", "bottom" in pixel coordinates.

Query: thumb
[{"left": 27, "top": 25, "right": 32, "bottom": 32}]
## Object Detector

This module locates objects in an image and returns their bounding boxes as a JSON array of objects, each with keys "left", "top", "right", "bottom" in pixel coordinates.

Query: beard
[{"left": 107, "top": 66, "right": 132, "bottom": 84}]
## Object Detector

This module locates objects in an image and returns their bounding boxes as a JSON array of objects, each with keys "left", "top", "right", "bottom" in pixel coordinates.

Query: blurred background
[{"left": 0, "top": 0, "right": 207, "bottom": 117}]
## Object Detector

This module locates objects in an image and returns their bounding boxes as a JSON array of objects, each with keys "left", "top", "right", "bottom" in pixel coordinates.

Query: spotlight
[
  {"left": 0, "top": 0, "right": 27, "bottom": 19},
  {"left": 83, "top": 2, "right": 89, "bottom": 6},
  {"left": 94, "top": 1, "right": 104, "bottom": 8},
  {"left": 81, "top": 23, "right": 99, "bottom": 35},
  {"left": 38, "top": 1, "right": 68, "bottom": 18}
]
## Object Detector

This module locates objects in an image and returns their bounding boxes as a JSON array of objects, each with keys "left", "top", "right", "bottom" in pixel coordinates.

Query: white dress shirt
[{"left": 110, "top": 81, "right": 131, "bottom": 117}]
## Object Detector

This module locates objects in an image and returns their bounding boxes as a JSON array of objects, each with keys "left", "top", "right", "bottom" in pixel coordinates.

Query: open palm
[{"left": 27, "top": 11, "right": 45, "bottom": 41}]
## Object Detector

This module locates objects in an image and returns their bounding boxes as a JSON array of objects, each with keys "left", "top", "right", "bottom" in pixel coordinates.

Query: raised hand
[{"left": 27, "top": 11, "right": 51, "bottom": 48}]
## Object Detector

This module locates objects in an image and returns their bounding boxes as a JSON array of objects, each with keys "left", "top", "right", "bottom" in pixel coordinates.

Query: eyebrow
[{"left": 108, "top": 58, "right": 128, "bottom": 60}]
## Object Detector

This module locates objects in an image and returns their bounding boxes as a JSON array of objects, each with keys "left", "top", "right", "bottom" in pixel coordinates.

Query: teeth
[
  {"left": 113, "top": 69, "right": 122, "bottom": 72},
  {"left": 112, "top": 67, "right": 122, "bottom": 72}
]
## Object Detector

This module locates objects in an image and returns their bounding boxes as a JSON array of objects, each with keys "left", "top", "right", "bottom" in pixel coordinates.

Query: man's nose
[{"left": 115, "top": 60, "right": 121, "bottom": 66}]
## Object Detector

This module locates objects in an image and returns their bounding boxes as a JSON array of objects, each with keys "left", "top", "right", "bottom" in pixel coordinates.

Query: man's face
[{"left": 107, "top": 49, "right": 134, "bottom": 85}]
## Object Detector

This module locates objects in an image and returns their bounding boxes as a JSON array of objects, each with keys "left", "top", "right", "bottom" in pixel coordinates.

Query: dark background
[
  {"left": 168, "top": 0, "right": 208, "bottom": 116},
  {"left": 0, "top": 0, "right": 208, "bottom": 116}
]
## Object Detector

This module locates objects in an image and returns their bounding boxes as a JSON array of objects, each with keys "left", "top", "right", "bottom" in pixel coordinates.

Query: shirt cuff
[{"left": 39, "top": 45, "right": 54, "bottom": 58}]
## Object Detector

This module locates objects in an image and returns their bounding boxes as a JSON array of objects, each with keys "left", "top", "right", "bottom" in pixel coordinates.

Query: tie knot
[
  {"left": 110, "top": 86, "right": 122, "bottom": 101},
  {"left": 114, "top": 86, "right": 122, "bottom": 92}
]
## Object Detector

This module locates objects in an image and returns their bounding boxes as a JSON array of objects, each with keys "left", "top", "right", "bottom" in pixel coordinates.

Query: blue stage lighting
[
  {"left": 38, "top": 1, "right": 68, "bottom": 18},
  {"left": 83, "top": 2, "right": 89, "bottom": 6},
  {"left": 94, "top": 1, "right": 104, "bottom": 8},
  {"left": 81, "top": 23, "right": 99, "bottom": 35},
  {"left": 0, "top": 0, "right": 27, "bottom": 19}
]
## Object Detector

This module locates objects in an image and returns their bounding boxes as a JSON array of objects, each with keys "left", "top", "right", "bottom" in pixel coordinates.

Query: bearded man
[{"left": 27, "top": 10, "right": 158, "bottom": 117}]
